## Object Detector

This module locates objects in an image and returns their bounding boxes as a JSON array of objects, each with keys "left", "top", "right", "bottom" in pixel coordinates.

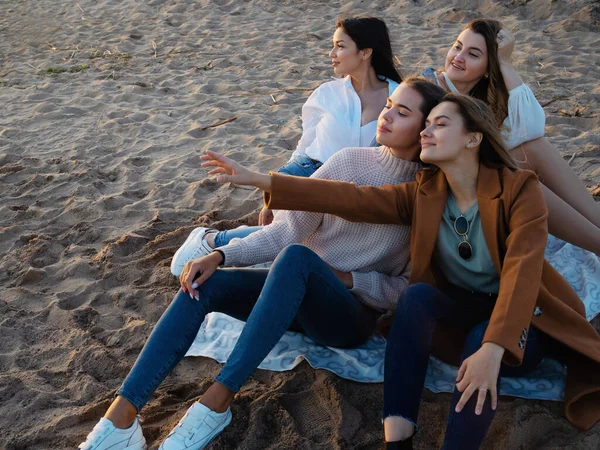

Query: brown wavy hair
[
  {"left": 441, "top": 93, "right": 517, "bottom": 170},
  {"left": 462, "top": 18, "right": 509, "bottom": 127}
]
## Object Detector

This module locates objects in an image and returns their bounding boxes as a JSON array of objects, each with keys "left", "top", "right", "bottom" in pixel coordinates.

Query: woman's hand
[
  {"left": 179, "top": 252, "right": 223, "bottom": 300},
  {"left": 455, "top": 342, "right": 505, "bottom": 415},
  {"left": 496, "top": 28, "right": 522, "bottom": 90},
  {"left": 497, "top": 28, "right": 515, "bottom": 64},
  {"left": 258, "top": 206, "right": 274, "bottom": 226},
  {"left": 200, "top": 150, "right": 272, "bottom": 191}
]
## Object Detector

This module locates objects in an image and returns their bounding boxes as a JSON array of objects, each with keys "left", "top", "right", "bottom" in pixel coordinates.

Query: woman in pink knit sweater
[{"left": 78, "top": 78, "right": 445, "bottom": 450}]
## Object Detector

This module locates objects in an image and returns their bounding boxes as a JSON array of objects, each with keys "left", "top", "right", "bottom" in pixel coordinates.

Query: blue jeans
[
  {"left": 383, "top": 283, "right": 557, "bottom": 450},
  {"left": 212, "top": 226, "right": 262, "bottom": 248},
  {"left": 278, "top": 154, "right": 323, "bottom": 177},
  {"left": 211, "top": 154, "right": 322, "bottom": 247},
  {"left": 117, "top": 244, "right": 377, "bottom": 411}
]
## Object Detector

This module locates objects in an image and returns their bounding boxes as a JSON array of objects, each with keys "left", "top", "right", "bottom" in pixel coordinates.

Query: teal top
[{"left": 435, "top": 193, "right": 500, "bottom": 294}]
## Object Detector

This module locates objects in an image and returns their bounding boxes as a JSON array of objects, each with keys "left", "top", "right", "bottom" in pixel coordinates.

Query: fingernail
[
  {"left": 183, "top": 288, "right": 187, "bottom": 293},
  {"left": 195, "top": 295, "right": 200, "bottom": 301},
  {"left": 189, "top": 293, "right": 194, "bottom": 300},
  {"left": 217, "top": 176, "right": 222, "bottom": 182},
  {"left": 455, "top": 407, "right": 461, "bottom": 413},
  {"left": 192, "top": 282, "right": 198, "bottom": 289}
]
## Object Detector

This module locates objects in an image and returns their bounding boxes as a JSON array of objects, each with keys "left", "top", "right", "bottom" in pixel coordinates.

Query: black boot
[{"left": 382, "top": 436, "right": 413, "bottom": 450}]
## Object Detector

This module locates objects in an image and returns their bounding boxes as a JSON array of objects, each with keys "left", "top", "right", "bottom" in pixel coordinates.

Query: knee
[
  {"left": 275, "top": 244, "right": 318, "bottom": 264},
  {"left": 194, "top": 269, "right": 228, "bottom": 300},
  {"left": 397, "top": 283, "right": 439, "bottom": 315}
]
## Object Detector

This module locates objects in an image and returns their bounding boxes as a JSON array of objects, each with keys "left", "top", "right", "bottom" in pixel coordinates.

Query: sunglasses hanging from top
[{"left": 453, "top": 215, "right": 473, "bottom": 261}]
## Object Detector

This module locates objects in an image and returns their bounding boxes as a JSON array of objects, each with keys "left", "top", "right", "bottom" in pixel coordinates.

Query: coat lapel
[
  {"left": 477, "top": 164, "right": 503, "bottom": 274},
  {"left": 410, "top": 170, "right": 448, "bottom": 283}
]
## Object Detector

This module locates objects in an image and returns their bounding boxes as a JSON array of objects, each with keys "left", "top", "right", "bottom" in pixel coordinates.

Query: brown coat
[{"left": 265, "top": 164, "right": 600, "bottom": 430}]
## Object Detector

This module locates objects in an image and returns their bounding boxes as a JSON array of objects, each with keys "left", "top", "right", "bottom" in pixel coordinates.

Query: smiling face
[
  {"left": 420, "top": 101, "right": 477, "bottom": 165},
  {"left": 328, "top": 27, "right": 365, "bottom": 76},
  {"left": 445, "top": 28, "right": 489, "bottom": 86},
  {"left": 376, "top": 84, "right": 425, "bottom": 151}
]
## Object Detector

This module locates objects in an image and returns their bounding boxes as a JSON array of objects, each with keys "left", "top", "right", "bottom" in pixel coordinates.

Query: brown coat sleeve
[
  {"left": 264, "top": 172, "right": 418, "bottom": 225},
  {"left": 483, "top": 171, "right": 549, "bottom": 365}
]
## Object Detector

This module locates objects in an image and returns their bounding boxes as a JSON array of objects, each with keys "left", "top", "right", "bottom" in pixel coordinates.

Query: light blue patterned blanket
[{"left": 186, "top": 236, "right": 600, "bottom": 401}]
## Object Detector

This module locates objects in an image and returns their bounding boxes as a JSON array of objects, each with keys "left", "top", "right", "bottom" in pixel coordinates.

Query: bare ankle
[
  {"left": 104, "top": 396, "right": 138, "bottom": 429},
  {"left": 204, "top": 232, "right": 216, "bottom": 249},
  {"left": 199, "top": 382, "right": 235, "bottom": 413},
  {"left": 384, "top": 416, "right": 414, "bottom": 442}
]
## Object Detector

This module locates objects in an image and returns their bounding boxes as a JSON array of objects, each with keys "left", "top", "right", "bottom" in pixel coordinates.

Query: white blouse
[
  {"left": 291, "top": 76, "right": 399, "bottom": 163},
  {"left": 360, "top": 121, "right": 378, "bottom": 147},
  {"left": 433, "top": 70, "right": 546, "bottom": 149}
]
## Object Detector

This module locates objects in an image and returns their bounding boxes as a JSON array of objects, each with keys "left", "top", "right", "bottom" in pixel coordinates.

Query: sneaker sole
[
  {"left": 170, "top": 228, "right": 212, "bottom": 276},
  {"left": 127, "top": 442, "right": 147, "bottom": 450}
]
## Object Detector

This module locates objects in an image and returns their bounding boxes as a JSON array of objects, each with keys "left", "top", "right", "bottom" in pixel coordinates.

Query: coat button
[{"left": 533, "top": 306, "right": 543, "bottom": 316}]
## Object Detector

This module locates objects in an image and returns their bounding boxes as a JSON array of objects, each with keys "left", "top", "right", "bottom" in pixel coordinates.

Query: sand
[{"left": 1, "top": 0, "right": 599, "bottom": 449}]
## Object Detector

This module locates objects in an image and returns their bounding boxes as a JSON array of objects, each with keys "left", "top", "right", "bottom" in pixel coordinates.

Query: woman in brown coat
[{"left": 201, "top": 93, "right": 600, "bottom": 449}]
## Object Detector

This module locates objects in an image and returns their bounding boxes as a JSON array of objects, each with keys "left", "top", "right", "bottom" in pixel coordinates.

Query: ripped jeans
[{"left": 383, "top": 282, "right": 557, "bottom": 450}]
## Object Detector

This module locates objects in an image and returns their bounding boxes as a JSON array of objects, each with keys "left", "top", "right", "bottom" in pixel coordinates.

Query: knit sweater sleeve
[
  {"left": 218, "top": 209, "right": 322, "bottom": 266},
  {"left": 219, "top": 152, "right": 351, "bottom": 266},
  {"left": 350, "top": 270, "right": 409, "bottom": 311}
]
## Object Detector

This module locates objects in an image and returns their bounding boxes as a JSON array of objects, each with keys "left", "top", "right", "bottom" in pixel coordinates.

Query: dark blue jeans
[
  {"left": 383, "top": 283, "right": 555, "bottom": 450},
  {"left": 117, "top": 244, "right": 377, "bottom": 411},
  {"left": 211, "top": 154, "right": 322, "bottom": 247}
]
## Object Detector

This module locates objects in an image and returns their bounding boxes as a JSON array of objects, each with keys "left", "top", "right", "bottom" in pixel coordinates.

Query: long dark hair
[
  {"left": 462, "top": 18, "right": 509, "bottom": 126},
  {"left": 442, "top": 93, "right": 517, "bottom": 169},
  {"left": 336, "top": 17, "right": 402, "bottom": 83}
]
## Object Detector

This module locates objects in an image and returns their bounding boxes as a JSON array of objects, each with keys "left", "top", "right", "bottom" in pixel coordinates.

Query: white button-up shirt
[{"left": 291, "top": 76, "right": 399, "bottom": 163}]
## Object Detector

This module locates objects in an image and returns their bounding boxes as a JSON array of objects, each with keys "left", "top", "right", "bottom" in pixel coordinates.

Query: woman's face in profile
[
  {"left": 420, "top": 102, "right": 473, "bottom": 165},
  {"left": 376, "top": 84, "right": 424, "bottom": 150},
  {"left": 328, "top": 27, "right": 362, "bottom": 76}
]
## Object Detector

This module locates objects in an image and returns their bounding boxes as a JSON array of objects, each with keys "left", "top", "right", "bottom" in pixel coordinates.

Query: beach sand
[{"left": 1, "top": 1, "right": 599, "bottom": 448}]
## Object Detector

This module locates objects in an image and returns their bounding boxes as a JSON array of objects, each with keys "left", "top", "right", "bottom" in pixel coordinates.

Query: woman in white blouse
[
  {"left": 422, "top": 18, "right": 600, "bottom": 256},
  {"left": 171, "top": 16, "right": 402, "bottom": 275}
]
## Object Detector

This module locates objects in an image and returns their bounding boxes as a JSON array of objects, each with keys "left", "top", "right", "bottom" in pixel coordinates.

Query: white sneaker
[
  {"left": 171, "top": 227, "right": 217, "bottom": 276},
  {"left": 78, "top": 417, "right": 147, "bottom": 450},
  {"left": 158, "top": 402, "right": 232, "bottom": 450}
]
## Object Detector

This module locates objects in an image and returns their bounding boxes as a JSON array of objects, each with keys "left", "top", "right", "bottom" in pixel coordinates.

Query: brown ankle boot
[{"left": 382, "top": 436, "right": 413, "bottom": 450}]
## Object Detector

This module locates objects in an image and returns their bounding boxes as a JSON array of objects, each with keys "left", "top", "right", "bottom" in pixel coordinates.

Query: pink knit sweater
[{"left": 219, "top": 146, "right": 420, "bottom": 311}]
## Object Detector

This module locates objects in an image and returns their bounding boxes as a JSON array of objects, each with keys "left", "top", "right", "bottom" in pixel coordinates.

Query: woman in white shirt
[
  {"left": 422, "top": 18, "right": 600, "bottom": 256},
  {"left": 171, "top": 16, "right": 402, "bottom": 275}
]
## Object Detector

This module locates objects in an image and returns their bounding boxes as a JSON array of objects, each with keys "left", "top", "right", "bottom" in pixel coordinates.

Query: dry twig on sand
[
  {"left": 200, "top": 117, "right": 237, "bottom": 131},
  {"left": 568, "top": 151, "right": 578, "bottom": 165},
  {"left": 540, "top": 96, "right": 569, "bottom": 108}
]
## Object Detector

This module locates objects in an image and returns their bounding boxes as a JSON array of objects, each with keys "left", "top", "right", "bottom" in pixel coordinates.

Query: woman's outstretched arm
[{"left": 201, "top": 150, "right": 417, "bottom": 226}]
